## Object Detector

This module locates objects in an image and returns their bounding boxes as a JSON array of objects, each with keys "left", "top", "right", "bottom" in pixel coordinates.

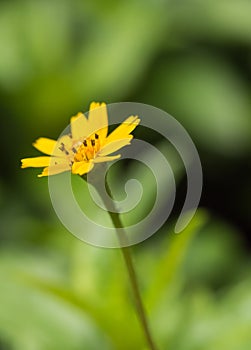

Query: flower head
[{"left": 21, "top": 102, "right": 140, "bottom": 177}]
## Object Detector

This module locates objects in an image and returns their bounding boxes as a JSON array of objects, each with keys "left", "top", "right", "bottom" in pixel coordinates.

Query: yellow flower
[{"left": 21, "top": 102, "right": 140, "bottom": 177}]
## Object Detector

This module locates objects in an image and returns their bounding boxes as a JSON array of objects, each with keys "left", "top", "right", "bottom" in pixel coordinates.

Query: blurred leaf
[
  {"left": 183, "top": 219, "right": 246, "bottom": 288},
  {"left": 0, "top": 0, "right": 169, "bottom": 129},
  {"left": 145, "top": 53, "right": 251, "bottom": 155},
  {"left": 145, "top": 209, "right": 208, "bottom": 310},
  {"left": 171, "top": 0, "right": 251, "bottom": 44},
  {"left": 0, "top": 251, "right": 110, "bottom": 350},
  {"left": 108, "top": 139, "right": 185, "bottom": 227},
  {"left": 0, "top": 244, "right": 146, "bottom": 350}
]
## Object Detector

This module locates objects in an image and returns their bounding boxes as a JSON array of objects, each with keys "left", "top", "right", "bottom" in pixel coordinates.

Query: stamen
[
  {"left": 59, "top": 142, "right": 65, "bottom": 152},
  {"left": 74, "top": 134, "right": 101, "bottom": 164},
  {"left": 59, "top": 142, "right": 69, "bottom": 155}
]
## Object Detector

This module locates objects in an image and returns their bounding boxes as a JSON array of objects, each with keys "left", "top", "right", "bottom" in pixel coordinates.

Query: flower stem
[{"left": 103, "top": 179, "right": 158, "bottom": 350}]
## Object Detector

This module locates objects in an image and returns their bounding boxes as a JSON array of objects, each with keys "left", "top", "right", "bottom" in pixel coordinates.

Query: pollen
[{"left": 73, "top": 136, "right": 101, "bottom": 162}]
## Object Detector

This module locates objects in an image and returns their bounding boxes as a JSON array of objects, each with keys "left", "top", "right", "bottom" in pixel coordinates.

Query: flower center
[{"left": 74, "top": 133, "right": 100, "bottom": 162}]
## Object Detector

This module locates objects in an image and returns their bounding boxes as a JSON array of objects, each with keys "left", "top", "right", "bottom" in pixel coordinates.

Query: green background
[{"left": 0, "top": 1, "right": 251, "bottom": 349}]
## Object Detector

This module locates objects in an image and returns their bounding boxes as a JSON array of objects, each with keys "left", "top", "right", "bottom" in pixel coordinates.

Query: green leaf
[{"left": 145, "top": 209, "right": 208, "bottom": 310}]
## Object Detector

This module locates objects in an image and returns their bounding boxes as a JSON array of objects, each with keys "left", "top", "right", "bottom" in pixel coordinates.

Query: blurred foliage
[{"left": 0, "top": 0, "right": 251, "bottom": 349}]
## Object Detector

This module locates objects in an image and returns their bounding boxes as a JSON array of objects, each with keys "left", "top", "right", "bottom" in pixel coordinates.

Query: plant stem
[{"left": 103, "top": 179, "right": 158, "bottom": 350}]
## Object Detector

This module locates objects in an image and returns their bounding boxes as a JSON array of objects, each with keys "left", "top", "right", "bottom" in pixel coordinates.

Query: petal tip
[
  {"left": 89, "top": 102, "right": 106, "bottom": 110},
  {"left": 20, "top": 159, "right": 29, "bottom": 169}
]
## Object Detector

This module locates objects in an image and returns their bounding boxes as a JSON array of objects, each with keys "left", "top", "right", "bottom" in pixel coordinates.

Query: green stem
[{"left": 103, "top": 179, "right": 158, "bottom": 350}]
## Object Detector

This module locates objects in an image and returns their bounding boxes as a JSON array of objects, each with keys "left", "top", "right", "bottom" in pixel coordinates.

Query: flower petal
[
  {"left": 33, "top": 137, "right": 57, "bottom": 155},
  {"left": 98, "top": 138, "right": 132, "bottom": 156},
  {"left": 88, "top": 102, "right": 108, "bottom": 142},
  {"left": 21, "top": 156, "right": 68, "bottom": 169},
  {"left": 38, "top": 163, "right": 71, "bottom": 177},
  {"left": 71, "top": 161, "right": 94, "bottom": 175},
  {"left": 104, "top": 116, "right": 140, "bottom": 145},
  {"left": 71, "top": 112, "right": 91, "bottom": 140},
  {"left": 93, "top": 154, "right": 121, "bottom": 163},
  {"left": 53, "top": 135, "right": 74, "bottom": 157},
  {"left": 21, "top": 156, "right": 52, "bottom": 168}
]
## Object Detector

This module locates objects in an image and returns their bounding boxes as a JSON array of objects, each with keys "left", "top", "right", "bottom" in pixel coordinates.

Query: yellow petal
[
  {"left": 58, "top": 134, "right": 73, "bottom": 148},
  {"left": 88, "top": 102, "right": 108, "bottom": 142},
  {"left": 71, "top": 161, "right": 94, "bottom": 175},
  {"left": 93, "top": 154, "right": 121, "bottom": 163},
  {"left": 98, "top": 138, "right": 132, "bottom": 156},
  {"left": 21, "top": 156, "right": 67, "bottom": 169},
  {"left": 71, "top": 112, "right": 91, "bottom": 140},
  {"left": 53, "top": 134, "right": 73, "bottom": 157},
  {"left": 38, "top": 163, "right": 71, "bottom": 177},
  {"left": 33, "top": 137, "right": 57, "bottom": 155},
  {"left": 21, "top": 156, "right": 52, "bottom": 168},
  {"left": 104, "top": 116, "right": 140, "bottom": 145}
]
